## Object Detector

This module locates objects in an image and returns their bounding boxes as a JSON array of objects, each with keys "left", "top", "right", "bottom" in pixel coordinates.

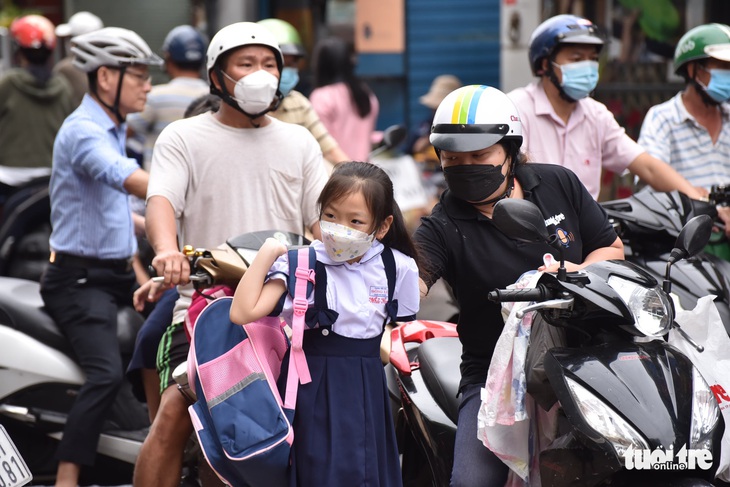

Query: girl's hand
[
  {"left": 261, "top": 238, "right": 288, "bottom": 258},
  {"left": 133, "top": 278, "right": 172, "bottom": 312}
]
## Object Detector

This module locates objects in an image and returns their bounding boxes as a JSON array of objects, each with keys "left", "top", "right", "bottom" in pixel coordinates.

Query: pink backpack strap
[{"left": 283, "top": 247, "right": 315, "bottom": 409}]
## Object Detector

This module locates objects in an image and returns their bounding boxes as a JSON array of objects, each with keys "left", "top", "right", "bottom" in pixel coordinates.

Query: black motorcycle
[
  {"left": 389, "top": 198, "right": 724, "bottom": 487},
  {"left": 601, "top": 186, "right": 730, "bottom": 335}
]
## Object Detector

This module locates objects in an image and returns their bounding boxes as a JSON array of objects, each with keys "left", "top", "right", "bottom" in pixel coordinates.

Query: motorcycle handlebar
[{"left": 488, "top": 285, "right": 548, "bottom": 303}]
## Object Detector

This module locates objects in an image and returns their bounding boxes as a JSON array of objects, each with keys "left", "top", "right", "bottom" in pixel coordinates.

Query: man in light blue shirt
[{"left": 40, "top": 26, "right": 161, "bottom": 487}]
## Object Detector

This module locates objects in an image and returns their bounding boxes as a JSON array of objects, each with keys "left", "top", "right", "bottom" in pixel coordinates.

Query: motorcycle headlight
[
  {"left": 690, "top": 367, "right": 721, "bottom": 452},
  {"left": 565, "top": 376, "right": 649, "bottom": 462},
  {"left": 607, "top": 276, "right": 673, "bottom": 337}
]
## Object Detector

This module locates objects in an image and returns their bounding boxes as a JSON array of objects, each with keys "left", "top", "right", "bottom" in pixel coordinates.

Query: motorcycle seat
[
  {"left": 0, "top": 277, "right": 72, "bottom": 354},
  {"left": 0, "top": 277, "right": 144, "bottom": 356},
  {"left": 418, "top": 336, "right": 461, "bottom": 424}
]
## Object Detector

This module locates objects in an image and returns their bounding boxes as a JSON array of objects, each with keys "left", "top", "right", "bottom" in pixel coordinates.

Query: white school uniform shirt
[{"left": 268, "top": 239, "right": 420, "bottom": 339}]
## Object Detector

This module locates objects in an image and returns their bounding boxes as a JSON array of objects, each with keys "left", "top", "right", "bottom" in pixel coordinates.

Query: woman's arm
[
  {"left": 577, "top": 236, "right": 624, "bottom": 268},
  {"left": 230, "top": 238, "right": 288, "bottom": 325},
  {"left": 540, "top": 236, "right": 624, "bottom": 272}
]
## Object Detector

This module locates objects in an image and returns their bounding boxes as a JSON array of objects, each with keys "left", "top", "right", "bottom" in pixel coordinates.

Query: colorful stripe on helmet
[{"left": 450, "top": 85, "right": 487, "bottom": 124}]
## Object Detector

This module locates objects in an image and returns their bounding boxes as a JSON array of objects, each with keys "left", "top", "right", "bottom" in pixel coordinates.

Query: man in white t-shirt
[{"left": 133, "top": 22, "right": 328, "bottom": 487}]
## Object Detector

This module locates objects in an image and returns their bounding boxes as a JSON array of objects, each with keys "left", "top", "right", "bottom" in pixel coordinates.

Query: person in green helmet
[
  {"left": 638, "top": 23, "right": 730, "bottom": 255},
  {"left": 258, "top": 18, "right": 349, "bottom": 168}
]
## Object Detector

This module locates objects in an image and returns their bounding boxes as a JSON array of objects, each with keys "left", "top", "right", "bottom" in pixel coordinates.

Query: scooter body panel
[
  {"left": 392, "top": 340, "right": 457, "bottom": 487},
  {"left": 543, "top": 340, "right": 722, "bottom": 486},
  {"left": 397, "top": 369, "right": 456, "bottom": 486},
  {"left": 0, "top": 324, "right": 83, "bottom": 398},
  {"left": 546, "top": 340, "right": 694, "bottom": 449}
]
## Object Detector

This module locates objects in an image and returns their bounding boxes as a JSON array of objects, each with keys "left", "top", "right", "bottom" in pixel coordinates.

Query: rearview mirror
[
  {"left": 492, "top": 198, "right": 551, "bottom": 244},
  {"left": 670, "top": 214, "right": 713, "bottom": 263}
]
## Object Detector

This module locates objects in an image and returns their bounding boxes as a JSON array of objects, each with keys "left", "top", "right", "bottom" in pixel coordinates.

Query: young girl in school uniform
[{"left": 230, "top": 161, "right": 420, "bottom": 487}]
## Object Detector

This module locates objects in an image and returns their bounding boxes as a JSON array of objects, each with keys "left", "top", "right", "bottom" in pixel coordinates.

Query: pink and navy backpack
[{"left": 187, "top": 247, "right": 316, "bottom": 487}]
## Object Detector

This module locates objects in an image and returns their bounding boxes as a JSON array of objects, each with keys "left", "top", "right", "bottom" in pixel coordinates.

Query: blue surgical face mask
[
  {"left": 279, "top": 67, "right": 300, "bottom": 97},
  {"left": 554, "top": 60, "right": 599, "bottom": 101},
  {"left": 701, "top": 68, "right": 730, "bottom": 103}
]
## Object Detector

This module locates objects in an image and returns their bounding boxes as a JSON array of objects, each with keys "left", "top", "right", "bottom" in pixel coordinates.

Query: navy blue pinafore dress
[{"left": 277, "top": 247, "right": 405, "bottom": 487}]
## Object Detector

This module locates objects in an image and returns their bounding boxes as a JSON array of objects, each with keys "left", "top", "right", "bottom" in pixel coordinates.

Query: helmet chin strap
[
  {"left": 92, "top": 65, "right": 127, "bottom": 124},
  {"left": 213, "top": 67, "right": 283, "bottom": 127}
]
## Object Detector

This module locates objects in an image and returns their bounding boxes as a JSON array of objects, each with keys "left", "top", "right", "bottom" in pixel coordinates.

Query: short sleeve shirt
[
  {"left": 147, "top": 113, "right": 329, "bottom": 323},
  {"left": 413, "top": 163, "right": 618, "bottom": 389},
  {"left": 638, "top": 92, "right": 730, "bottom": 191},
  {"left": 270, "top": 90, "right": 340, "bottom": 156},
  {"left": 268, "top": 240, "right": 420, "bottom": 339},
  {"left": 508, "top": 81, "right": 644, "bottom": 199}
]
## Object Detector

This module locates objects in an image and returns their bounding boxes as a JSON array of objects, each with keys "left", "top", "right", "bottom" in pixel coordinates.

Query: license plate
[{"left": 0, "top": 425, "right": 32, "bottom": 487}]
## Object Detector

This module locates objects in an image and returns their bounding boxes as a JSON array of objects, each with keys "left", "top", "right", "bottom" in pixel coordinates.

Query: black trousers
[{"left": 40, "top": 262, "right": 136, "bottom": 466}]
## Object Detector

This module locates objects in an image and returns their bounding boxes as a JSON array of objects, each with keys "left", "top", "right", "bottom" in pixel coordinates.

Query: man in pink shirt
[{"left": 508, "top": 14, "right": 704, "bottom": 200}]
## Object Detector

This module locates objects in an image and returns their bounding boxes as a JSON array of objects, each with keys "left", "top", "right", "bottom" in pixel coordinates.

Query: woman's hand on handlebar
[{"left": 538, "top": 261, "right": 580, "bottom": 273}]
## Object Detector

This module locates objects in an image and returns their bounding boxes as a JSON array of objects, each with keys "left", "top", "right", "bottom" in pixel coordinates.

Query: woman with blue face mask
[{"left": 507, "top": 14, "right": 705, "bottom": 203}]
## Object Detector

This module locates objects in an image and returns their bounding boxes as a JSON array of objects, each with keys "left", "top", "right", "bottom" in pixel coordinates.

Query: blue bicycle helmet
[
  {"left": 162, "top": 25, "right": 206, "bottom": 64},
  {"left": 528, "top": 14, "right": 604, "bottom": 76}
]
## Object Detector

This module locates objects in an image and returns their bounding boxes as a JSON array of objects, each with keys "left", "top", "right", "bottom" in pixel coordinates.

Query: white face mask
[
  {"left": 222, "top": 69, "right": 279, "bottom": 115},
  {"left": 319, "top": 220, "right": 375, "bottom": 262}
]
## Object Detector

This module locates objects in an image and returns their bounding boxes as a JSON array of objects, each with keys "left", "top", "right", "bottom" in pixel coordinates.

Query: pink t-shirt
[
  {"left": 508, "top": 81, "right": 644, "bottom": 199},
  {"left": 309, "top": 82, "right": 379, "bottom": 162}
]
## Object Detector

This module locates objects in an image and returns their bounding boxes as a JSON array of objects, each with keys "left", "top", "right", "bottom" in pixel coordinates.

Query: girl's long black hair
[
  {"left": 312, "top": 37, "right": 373, "bottom": 118},
  {"left": 318, "top": 161, "right": 419, "bottom": 264}
]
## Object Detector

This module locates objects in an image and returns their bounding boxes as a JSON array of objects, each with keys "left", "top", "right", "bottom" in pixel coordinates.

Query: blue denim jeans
[{"left": 450, "top": 383, "right": 509, "bottom": 487}]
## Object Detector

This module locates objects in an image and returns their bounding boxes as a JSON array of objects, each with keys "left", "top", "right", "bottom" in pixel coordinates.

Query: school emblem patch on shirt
[{"left": 369, "top": 286, "right": 388, "bottom": 304}]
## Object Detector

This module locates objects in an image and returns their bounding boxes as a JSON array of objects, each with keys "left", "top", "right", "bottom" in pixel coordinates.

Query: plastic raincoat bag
[
  {"left": 477, "top": 270, "right": 558, "bottom": 486},
  {"left": 669, "top": 295, "right": 730, "bottom": 482}
]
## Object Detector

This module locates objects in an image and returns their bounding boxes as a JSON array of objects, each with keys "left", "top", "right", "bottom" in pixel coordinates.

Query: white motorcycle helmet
[
  {"left": 206, "top": 21, "right": 283, "bottom": 75},
  {"left": 71, "top": 27, "right": 162, "bottom": 73},
  {"left": 206, "top": 22, "right": 284, "bottom": 119},
  {"left": 55, "top": 11, "right": 103, "bottom": 38},
  {"left": 430, "top": 85, "right": 523, "bottom": 153}
]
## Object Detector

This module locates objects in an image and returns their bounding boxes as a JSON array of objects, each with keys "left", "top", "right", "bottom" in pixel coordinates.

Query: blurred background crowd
[{"left": 1, "top": 0, "right": 730, "bottom": 200}]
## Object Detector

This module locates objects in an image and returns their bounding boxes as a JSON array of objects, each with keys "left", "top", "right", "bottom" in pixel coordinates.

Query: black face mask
[{"left": 443, "top": 160, "right": 507, "bottom": 203}]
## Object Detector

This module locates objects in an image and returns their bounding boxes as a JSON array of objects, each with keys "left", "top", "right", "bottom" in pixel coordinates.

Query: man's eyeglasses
[
  {"left": 124, "top": 70, "right": 152, "bottom": 84},
  {"left": 107, "top": 66, "right": 152, "bottom": 84}
]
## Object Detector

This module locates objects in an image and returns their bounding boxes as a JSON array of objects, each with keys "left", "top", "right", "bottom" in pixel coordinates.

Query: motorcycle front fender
[{"left": 546, "top": 340, "right": 697, "bottom": 454}]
